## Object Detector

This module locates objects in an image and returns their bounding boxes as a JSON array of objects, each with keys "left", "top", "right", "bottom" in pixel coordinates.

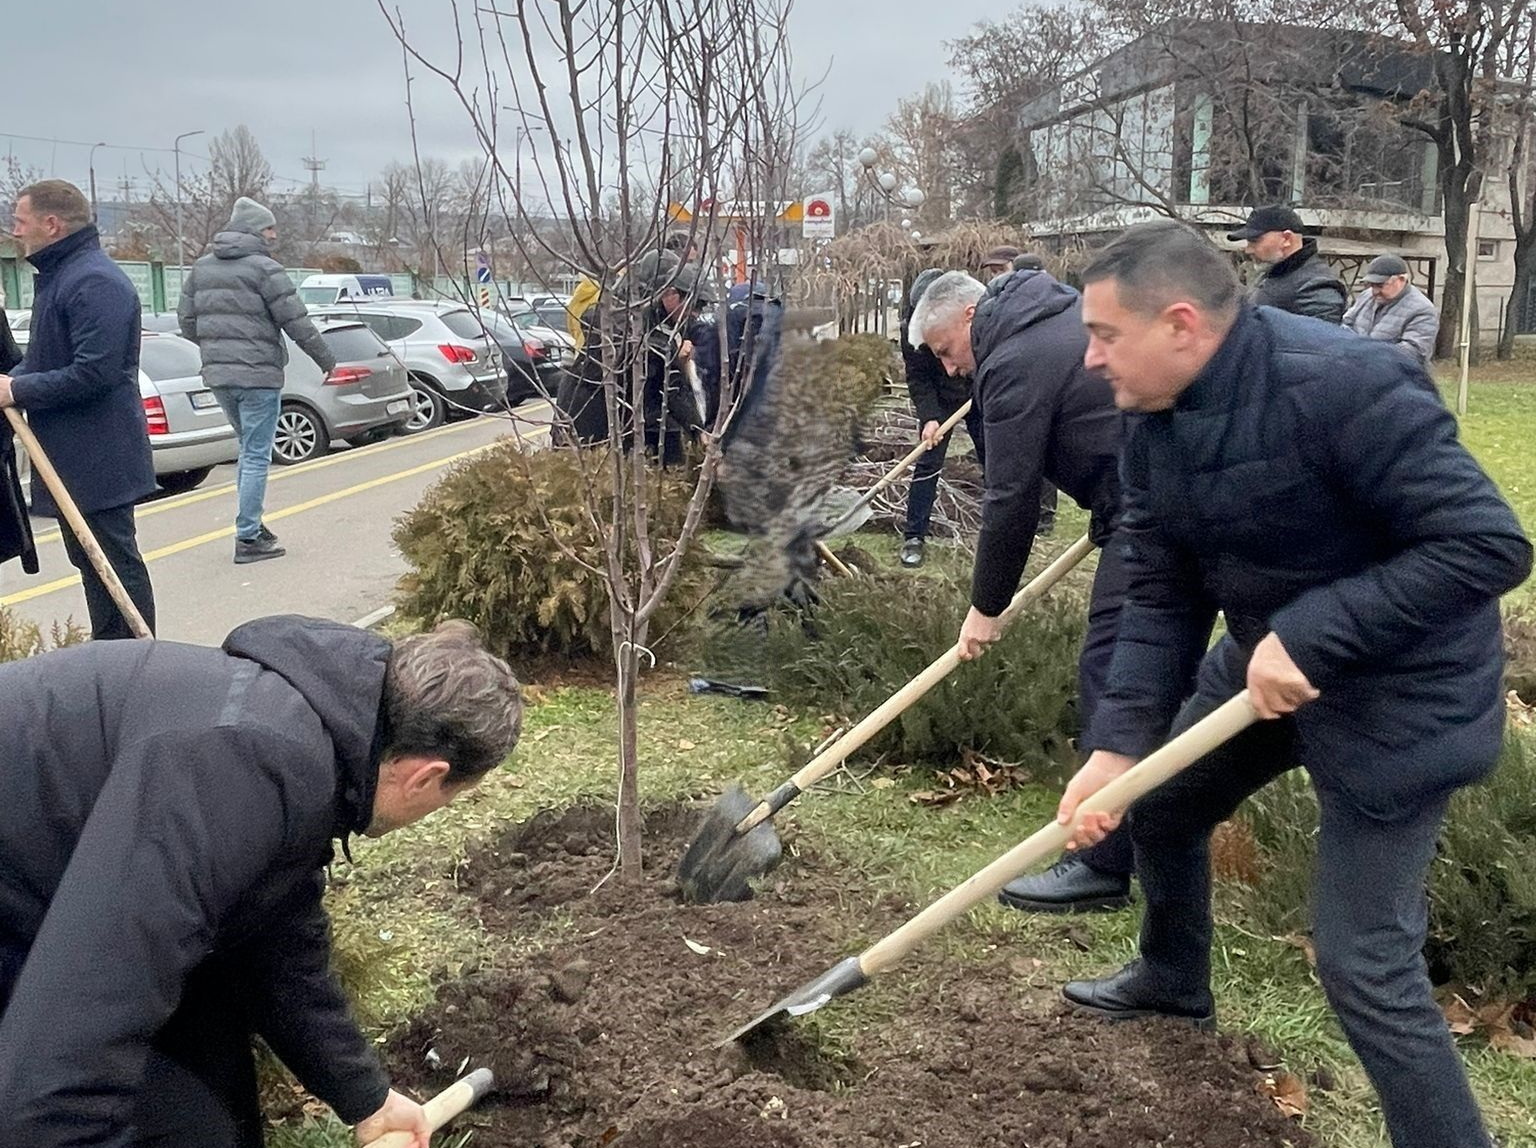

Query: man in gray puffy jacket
[
  {"left": 1343, "top": 254, "right": 1440, "bottom": 366},
  {"left": 179, "top": 198, "right": 336, "bottom": 564}
]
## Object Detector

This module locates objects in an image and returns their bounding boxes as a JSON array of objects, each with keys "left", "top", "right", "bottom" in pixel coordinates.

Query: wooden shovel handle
[
  {"left": 858, "top": 691, "right": 1258, "bottom": 977},
  {"left": 4, "top": 408, "right": 151, "bottom": 639},
  {"left": 734, "top": 534, "right": 1095, "bottom": 834},
  {"left": 815, "top": 540, "right": 854, "bottom": 578},
  {"left": 363, "top": 1068, "right": 495, "bottom": 1147},
  {"left": 824, "top": 399, "right": 973, "bottom": 536}
]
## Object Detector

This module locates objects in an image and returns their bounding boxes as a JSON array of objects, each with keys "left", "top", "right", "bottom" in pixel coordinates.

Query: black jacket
[
  {"left": 0, "top": 313, "right": 36, "bottom": 573},
  {"left": 0, "top": 616, "right": 395, "bottom": 1144},
  {"left": 1087, "top": 307, "right": 1531, "bottom": 817},
  {"left": 10, "top": 226, "right": 156, "bottom": 513},
  {"left": 900, "top": 293, "right": 969, "bottom": 426},
  {"left": 1251, "top": 239, "right": 1347, "bottom": 324},
  {"left": 969, "top": 271, "right": 1124, "bottom": 616}
]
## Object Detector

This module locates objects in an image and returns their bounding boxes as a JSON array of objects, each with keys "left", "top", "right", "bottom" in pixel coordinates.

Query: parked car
[
  {"left": 12, "top": 326, "right": 239, "bottom": 496},
  {"left": 475, "top": 308, "right": 566, "bottom": 407},
  {"left": 273, "top": 320, "right": 414, "bottom": 464},
  {"left": 298, "top": 273, "right": 396, "bottom": 307},
  {"left": 137, "top": 333, "right": 243, "bottom": 492},
  {"left": 308, "top": 300, "right": 506, "bottom": 434}
]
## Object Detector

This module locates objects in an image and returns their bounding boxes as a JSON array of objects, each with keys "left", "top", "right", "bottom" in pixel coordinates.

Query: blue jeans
[{"left": 212, "top": 388, "right": 281, "bottom": 542}]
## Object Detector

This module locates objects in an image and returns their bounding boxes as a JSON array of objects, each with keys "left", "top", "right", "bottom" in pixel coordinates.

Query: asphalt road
[{"left": 0, "top": 404, "right": 551, "bottom": 646}]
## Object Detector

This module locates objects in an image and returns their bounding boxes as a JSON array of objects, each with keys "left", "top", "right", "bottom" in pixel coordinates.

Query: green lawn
[{"left": 271, "top": 373, "right": 1536, "bottom": 1148}]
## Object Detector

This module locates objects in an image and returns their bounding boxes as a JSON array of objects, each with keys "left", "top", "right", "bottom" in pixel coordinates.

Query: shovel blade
[
  {"left": 677, "top": 783, "right": 784, "bottom": 903},
  {"left": 716, "top": 956, "right": 868, "bottom": 1047}
]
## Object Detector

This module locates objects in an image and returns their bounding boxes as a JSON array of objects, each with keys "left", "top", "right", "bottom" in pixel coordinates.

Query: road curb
[{"left": 351, "top": 604, "right": 397, "bottom": 630}]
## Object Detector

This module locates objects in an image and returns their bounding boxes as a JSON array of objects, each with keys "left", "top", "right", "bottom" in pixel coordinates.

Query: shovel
[
  {"left": 4, "top": 408, "right": 151, "bottom": 639},
  {"left": 718, "top": 690, "right": 1259, "bottom": 1046},
  {"left": 678, "top": 533, "right": 1095, "bottom": 903},
  {"left": 363, "top": 1068, "right": 496, "bottom": 1147},
  {"left": 823, "top": 399, "right": 973, "bottom": 537}
]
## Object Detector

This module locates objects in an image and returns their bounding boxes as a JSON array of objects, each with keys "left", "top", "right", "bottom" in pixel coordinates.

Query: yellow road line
[
  {"left": 1, "top": 440, "right": 504, "bottom": 608},
  {"left": 29, "top": 418, "right": 499, "bottom": 546}
]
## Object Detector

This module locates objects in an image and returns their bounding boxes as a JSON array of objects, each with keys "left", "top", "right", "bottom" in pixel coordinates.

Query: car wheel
[
  {"left": 156, "top": 467, "right": 213, "bottom": 495},
  {"left": 401, "top": 377, "right": 446, "bottom": 433},
  {"left": 272, "top": 403, "right": 328, "bottom": 465}
]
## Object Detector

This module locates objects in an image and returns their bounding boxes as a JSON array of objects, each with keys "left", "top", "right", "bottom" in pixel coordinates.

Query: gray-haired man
[{"left": 1343, "top": 254, "right": 1440, "bottom": 365}]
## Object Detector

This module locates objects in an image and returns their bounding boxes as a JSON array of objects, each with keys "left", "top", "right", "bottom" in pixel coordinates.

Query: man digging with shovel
[
  {"left": 909, "top": 267, "right": 1170, "bottom": 913},
  {"left": 0, "top": 616, "right": 524, "bottom": 1148},
  {"left": 1055, "top": 221, "right": 1530, "bottom": 1148}
]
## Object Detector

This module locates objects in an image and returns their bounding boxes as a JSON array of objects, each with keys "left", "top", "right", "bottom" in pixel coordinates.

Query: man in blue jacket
[
  {"left": 1057, "top": 220, "right": 1531, "bottom": 1148},
  {"left": 0, "top": 615, "right": 524, "bottom": 1148},
  {"left": 0, "top": 180, "right": 156, "bottom": 639}
]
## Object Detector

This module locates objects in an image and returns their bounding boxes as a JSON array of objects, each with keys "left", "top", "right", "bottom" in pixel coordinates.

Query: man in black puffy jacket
[
  {"left": 1227, "top": 205, "right": 1347, "bottom": 324},
  {"left": 1058, "top": 220, "right": 1530, "bottom": 1148},
  {"left": 0, "top": 615, "right": 524, "bottom": 1148}
]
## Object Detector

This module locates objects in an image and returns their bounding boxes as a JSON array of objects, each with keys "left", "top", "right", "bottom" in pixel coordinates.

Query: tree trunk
[
  {"left": 612, "top": 616, "right": 646, "bottom": 875},
  {"left": 1499, "top": 248, "right": 1535, "bottom": 360}
]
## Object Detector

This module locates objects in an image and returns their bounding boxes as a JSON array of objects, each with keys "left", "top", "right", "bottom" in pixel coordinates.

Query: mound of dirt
[{"left": 386, "top": 805, "right": 1314, "bottom": 1148}]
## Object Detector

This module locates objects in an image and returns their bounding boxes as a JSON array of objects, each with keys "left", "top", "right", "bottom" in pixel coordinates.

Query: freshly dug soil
[{"left": 386, "top": 805, "right": 1314, "bottom": 1148}]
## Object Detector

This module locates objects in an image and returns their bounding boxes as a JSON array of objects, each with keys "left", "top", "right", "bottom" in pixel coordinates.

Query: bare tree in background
[
  {"left": 379, "top": 0, "right": 809, "bottom": 873},
  {"left": 946, "top": 3, "right": 1105, "bottom": 218},
  {"left": 208, "top": 125, "right": 274, "bottom": 206},
  {"left": 0, "top": 156, "right": 46, "bottom": 231},
  {"left": 1495, "top": 7, "right": 1536, "bottom": 359}
]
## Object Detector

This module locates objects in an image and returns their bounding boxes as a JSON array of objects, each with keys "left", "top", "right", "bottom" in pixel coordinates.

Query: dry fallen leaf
[
  {"left": 677, "top": 739, "right": 697, "bottom": 751},
  {"left": 1259, "top": 1071, "right": 1309, "bottom": 1119},
  {"left": 682, "top": 937, "right": 714, "bottom": 956},
  {"left": 871, "top": 777, "right": 895, "bottom": 790},
  {"left": 1277, "top": 932, "right": 1317, "bottom": 968},
  {"left": 1442, "top": 994, "right": 1478, "bottom": 1036}
]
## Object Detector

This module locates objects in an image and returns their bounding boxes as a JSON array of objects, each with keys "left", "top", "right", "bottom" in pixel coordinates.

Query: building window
[{"left": 1477, "top": 239, "right": 1498, "bottom": 260}]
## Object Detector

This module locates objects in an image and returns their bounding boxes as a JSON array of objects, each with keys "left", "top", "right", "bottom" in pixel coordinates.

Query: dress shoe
[
  {"left": 900, "top": 538, "right": 925, "bottom": 568},
  {"left": 997, "top": 853, "right": 1132, "bottom": 913},
  {"left": 1064, "top": 960, "right": 1216, "bottom": 1030}
]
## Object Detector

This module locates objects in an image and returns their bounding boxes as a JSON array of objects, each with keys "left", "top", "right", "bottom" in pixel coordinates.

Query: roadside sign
[{"left": 802, "top": 194, "right": 835, "bottom": 239}]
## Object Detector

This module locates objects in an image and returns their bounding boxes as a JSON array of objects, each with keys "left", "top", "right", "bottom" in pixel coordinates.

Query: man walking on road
[
  {"left": 179, "top": 196, "right": 337, "bottom": 564},
  {"left": 1227, "top": 205, "right": 1347, "bottom": 324},
  {"left": 0, "top": 615, "right": 524, "bottom": 1148},
  {"left": 0, "top": 180, "right": 157, "bottom": 639},
  {"left": 1057, "top": 220, "right": 1530, "bottom": 1148}
]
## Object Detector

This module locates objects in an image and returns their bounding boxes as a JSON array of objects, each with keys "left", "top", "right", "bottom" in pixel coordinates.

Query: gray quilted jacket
[
  {"left": 178, "top": 230, "right": 336, "bottom": 388},
  {"left": 1343, "top": 282, "right": 1440, "bottom": 366}
]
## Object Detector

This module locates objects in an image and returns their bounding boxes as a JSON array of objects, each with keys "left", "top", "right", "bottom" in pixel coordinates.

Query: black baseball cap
[
  {"left": 1226, "top": 206, "right": 1305, "bottom": 242},
  {"left": 1362, "top": 254, "right": 1409, "bottom": 283}
]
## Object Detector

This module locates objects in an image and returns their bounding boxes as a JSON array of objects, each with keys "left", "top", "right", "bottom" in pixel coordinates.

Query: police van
[{"left": 298, "top": 274, "right": 396, "bottom": 307}]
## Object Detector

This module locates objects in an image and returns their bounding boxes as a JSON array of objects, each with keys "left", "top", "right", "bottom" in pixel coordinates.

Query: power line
[{"left": 0, "top": 130, "right": 175, "bottom": 154}]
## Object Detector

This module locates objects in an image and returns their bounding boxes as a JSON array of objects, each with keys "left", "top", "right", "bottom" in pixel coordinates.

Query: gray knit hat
[{"left": 227, "top": 196, "right": 277, "bottom": 235}]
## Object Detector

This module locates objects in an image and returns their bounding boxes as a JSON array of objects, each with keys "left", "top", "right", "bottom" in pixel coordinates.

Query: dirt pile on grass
[{"left": 385, "top": 805, "right": 1314, "bottom": 1148}]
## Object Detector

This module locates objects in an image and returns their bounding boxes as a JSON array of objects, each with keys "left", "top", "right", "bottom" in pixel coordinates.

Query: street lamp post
[
  {"left": 173, "top": 129, "right": 205, "bottom": 270},
  {"left": 88, "top": 142, "right": 107, "bottom": 224}
]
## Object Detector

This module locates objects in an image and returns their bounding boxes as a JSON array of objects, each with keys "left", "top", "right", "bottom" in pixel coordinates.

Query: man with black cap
[
  {"left": 898, "top": 268, "right": 985, "bottom": 568},
  {"left": 1344, "top": 254, "right": 1440, "bottom": 366},
  {"left": 1227, "top": 205, "right": 1347, "bottom": 324}
]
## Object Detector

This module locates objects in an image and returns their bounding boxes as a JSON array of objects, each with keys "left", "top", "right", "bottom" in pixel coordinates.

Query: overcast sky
[{"left": 4, "top": 0, "right": 1004, "bottom": 201}]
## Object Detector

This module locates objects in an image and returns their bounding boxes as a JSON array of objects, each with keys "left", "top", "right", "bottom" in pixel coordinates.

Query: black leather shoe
[
  {"left": 997, "top": 853, "right": 1132, "bottom": 913},
  {"left": 1064, "top": 961, "right": 1216, "bottom": 1030},
  {"left": 1035, "top": 513, "right": 1056, "bottom": 537},
  {"left": 900, "top": 538, "right": 925, "bottom": 568}
]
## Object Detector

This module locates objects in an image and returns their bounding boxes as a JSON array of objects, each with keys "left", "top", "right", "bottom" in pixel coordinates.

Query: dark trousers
[
  {"left": 58, "top": 502, "right": 156, "bottom": 640},
  {"left": 903, "top": 401, "right": 985, "bottom": 541},
  {"left": 1039, "top": 480, "right": 1059, "bottom": 525},
  {"left": 132, "top": 965, "right": 263, "bottom": 1148},
  {"left": 1127, "top": 693, "right": 1491, "bottom": 1148}
]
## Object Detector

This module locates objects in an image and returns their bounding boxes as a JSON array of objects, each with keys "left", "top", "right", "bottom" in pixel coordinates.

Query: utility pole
[
  {"left": 302, "top": 130, "right": 327, "bottom": 242},
  {"left": 174, "top": 128, "right": 205, "bottom": 269}
]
